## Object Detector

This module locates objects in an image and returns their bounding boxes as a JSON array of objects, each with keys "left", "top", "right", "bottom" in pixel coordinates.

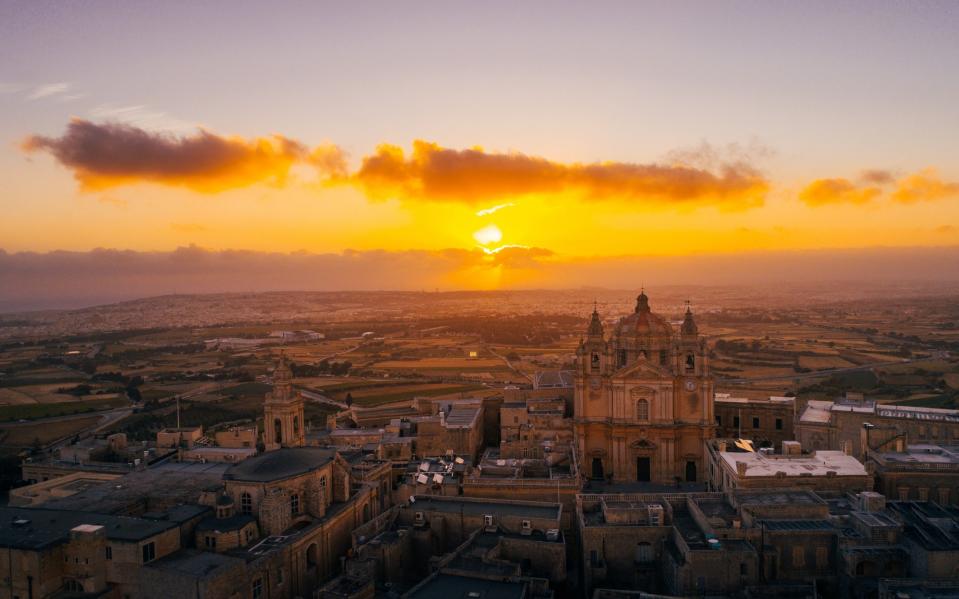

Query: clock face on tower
[{"left": 684, "top": 379, "right": 696, "bottom": 392}]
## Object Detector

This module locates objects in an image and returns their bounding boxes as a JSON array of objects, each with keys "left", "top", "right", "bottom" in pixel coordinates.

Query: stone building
[
  {"left": 796, "top": 396, "right": 959, "bottom": 459},
  {"left": 577, "top": 489, "right": 958, "bottom": 599},
  {"left": 500, "top": 395, "right": 572, "bottom": 459},
  {"left": 705, "top": 438, "right": 871, "bottom": 496},
  {"left": 714, "top": 393, "right": 796, "bottom": 450},
  {"left": 574, "top": 293, "right": 714, "bottom": 484},
  {"left": 318, "top": 495, "right": 565, "bottom": 598},
  {"left": 0, "top": 504, "right": 208, "bottom": 598},
  {"left": 866, "top": 441, "right": 959, "bottom": 504}
]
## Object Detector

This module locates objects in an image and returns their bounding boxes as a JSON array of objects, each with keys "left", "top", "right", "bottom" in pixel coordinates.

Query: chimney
[
  {"left": 843, "top": 440, "right": 853, "bottom": 455},
  {"left": 736, "top": 461, "right": 748, "bottom": 476},
  {"left": 718, "top": 441, "right": 728, "bottom": 453},
  {"left": 895, "top": 437, "right": 905, "bottom": 452}
]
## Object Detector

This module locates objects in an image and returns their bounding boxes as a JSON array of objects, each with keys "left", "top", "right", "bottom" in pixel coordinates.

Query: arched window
[
  {"left": 290, "top": 493, "right": 300, "bottom": 516},
  {"left": 591, "top": 353, "right": 600, "bottom": 371},
  {"left": 363, "top": 503, "right": 371, "bottom": 521},
  {"left": 293, "top": 416, "right": 299, "bottom": 434},
  {"left": 240, "top": 492, "right": 252, "bottom": 514},
  {"left": 306, "top": 543, "right": 318, "bottom": 569},
  {"left": 685, "top": 354, "right": 695, "bottom": 371},
  {"left": 274, "top": 418, "right": 283, "bottom": 444},
  {"left": 636, "top": 399, "right": 649, "bottom": 421}
]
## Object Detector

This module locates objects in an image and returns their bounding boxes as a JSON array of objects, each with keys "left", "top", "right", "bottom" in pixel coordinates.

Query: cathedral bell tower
[{"left": 263, "top": 354, "right": 306, "bottom": 451}]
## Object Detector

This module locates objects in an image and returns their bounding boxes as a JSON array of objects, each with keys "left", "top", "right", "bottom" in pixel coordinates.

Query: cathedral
[{"left": 574, "top": 291, "right": 714, "bottom": 484}]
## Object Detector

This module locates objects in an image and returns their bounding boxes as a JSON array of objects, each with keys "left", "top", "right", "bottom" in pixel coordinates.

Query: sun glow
[{"left": 472, "top": 223, "right": 503, "bottom": 245}]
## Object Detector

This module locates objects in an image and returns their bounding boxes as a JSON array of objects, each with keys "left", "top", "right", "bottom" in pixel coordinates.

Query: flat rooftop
[
  {"left": 0, "top": 505, "right": 207, "bottom": 550},
  {"left": 873, "top": 444, "right": 959, "bottom": 466},
  {"left": 41, "top": 461, "right": 228, "bottom": 513},
  {"left": 408, "top": 496, "right": 561, "bottom": 521},
  {"left": 408, "top": 573, "right": 527, "bottom": 599},
  {"left": 144, "top": 548, "right": 244, "bottom": 579},
  {"left": 720, "top": 450, "right": 867, "bottom": 477}
]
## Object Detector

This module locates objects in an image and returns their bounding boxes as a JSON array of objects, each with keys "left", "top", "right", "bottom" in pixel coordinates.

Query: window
[
  {"left": 939, "top": 488, "right": 951, "bottom": 505},
  {"left": 276, "top": 569, "right": 283, "bottom": 586},
  {"left": 205, "top": 536, "right": 217, "bottom": 550},
  {"left": 252, "top": 578, "right": 263, "bottom": 599},
  {"left": 291, "top": 493, "right": 300, "bottom": 516},
  {"left": 792, "top": 546, "right": 805, "bottom": 568},
  {"left": 752, "top": 417, "right": 760, "bottom": 429},
  {"left": 898, "top": 486, "right": 910, "bottom": 501},
  {"left": 733, "top": 416, "right": 740, "bottom": 429},
  {"left": 617, "top": 349, "right": 627, "bottom": 367},
  {"left": 293, "top": 416, "right": 299, "bottom": 434},
  {"left": 634, "top": 542, "right": 652, "bottom": 563},
  {"left": 636, "top": 399, "right": 649, "bottom": 421},
  {"left": 141, "top": 542, "right": 156, "bottom": 564},
  {"left": 589, "top": 549, "right": 599, "bottom": 567},
  {"left": 240, "top": 492, "right": 252, "bottom": 514},
  {"left": 320, "top": 476, "right": 327, "bottom": 488},
  {"left": 105, "top": 546, "right": 112, "bottom": 560},
  {"left": 246, "top": 529, "right": 254, "bottom": 543},
  {"left": 591, "top": 352, "right": 600, "bottom": 371},
  {"left": 816, "top": 547, "right": 828, "bottom": 568},
  {"left": 918, "top": 487, "right": 929, "bottom": 501},
  {"left": 775, "top": 418, "right": 783, "bottom": 430},
  {"left": 715, "top": 415, "right": 722, "bottom": 426},
  {"left": 306, "top": 543, "right": 318, "bottom": 568},
  {"left": 64, "top": 580, "right": 83, "bottom": 593},
  {"left": 685, "top": 354, "right": 695, "bottom": 371}
]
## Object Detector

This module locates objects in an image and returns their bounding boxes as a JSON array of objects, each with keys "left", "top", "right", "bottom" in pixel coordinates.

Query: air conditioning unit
[
  {"left": 647, "top": 505, "right": 664, "bottom": 526},
  {"left": 521, "top": 520, "right": 532, "bottom": 536},
  {"left": 414, "top": 511, "right": 425, "bottom": 527},
  {"left": 545, "top": 529, "right": 560, "bottom": 541},
  {"left": 483, "top": 514, "right": 495, "bottom": 530}
]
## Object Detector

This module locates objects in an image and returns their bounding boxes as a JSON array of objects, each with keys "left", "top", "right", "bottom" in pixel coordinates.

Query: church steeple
[
  {"left": 263, "top": 353, "right": 305, "bottom": 451},
  {"left": 681, "top": 300, "right": 698, "bottom": 336},
  {"left": 587, "top": 302, "right": 605, "bottom": 338}
]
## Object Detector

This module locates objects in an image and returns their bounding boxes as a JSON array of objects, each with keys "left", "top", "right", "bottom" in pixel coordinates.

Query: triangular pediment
[{"left": 612, "top": 357, "right": 670, "bottom": 380}]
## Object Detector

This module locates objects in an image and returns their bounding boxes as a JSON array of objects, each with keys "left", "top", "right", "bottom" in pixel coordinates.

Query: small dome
[{"left": 216, "top": 493, "right": 234, "bottom": 506}]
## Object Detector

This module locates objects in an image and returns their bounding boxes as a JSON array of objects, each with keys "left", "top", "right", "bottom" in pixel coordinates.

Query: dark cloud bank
[{"left": 1, "top": 246, "right": 958, "bottom": 312}]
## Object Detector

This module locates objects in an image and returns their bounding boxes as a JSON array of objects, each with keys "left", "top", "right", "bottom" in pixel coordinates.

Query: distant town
[{"left": 0, "top": 286, "right": 956, "bottom": 598}]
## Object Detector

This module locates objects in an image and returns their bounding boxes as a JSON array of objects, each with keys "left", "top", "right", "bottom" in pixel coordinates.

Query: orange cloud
[
  {"left": 892, "top": 168, "right": 959, "bottom": 203},
  {"left": 342, "top": 140, "right": 769, "bottom": 210},
  {"left": 799, "top": 178, "right": 882, "bottom": 207},
  {"left": 22, "top": 119, "right": 345, "bottom": 193}
]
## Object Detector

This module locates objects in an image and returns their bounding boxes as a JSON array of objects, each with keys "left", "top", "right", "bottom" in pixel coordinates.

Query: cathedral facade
[{"left": 574, "top": 292, "right": 714, "bottom": 484}]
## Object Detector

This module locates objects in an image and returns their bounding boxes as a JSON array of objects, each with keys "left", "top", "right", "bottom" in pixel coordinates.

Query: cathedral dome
[{"left": 613, "top": 291, "right": 673, "bottom": 338}]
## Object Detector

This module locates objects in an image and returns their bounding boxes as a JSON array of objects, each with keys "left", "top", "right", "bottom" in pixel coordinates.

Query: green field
[{"left": 0, "top": 397, "right": 129, "bottom": 421}]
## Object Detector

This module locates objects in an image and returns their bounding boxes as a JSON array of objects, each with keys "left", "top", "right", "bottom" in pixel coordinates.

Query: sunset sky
[{"left": 2, "top": 1, "right": 959, "bottom": 302}]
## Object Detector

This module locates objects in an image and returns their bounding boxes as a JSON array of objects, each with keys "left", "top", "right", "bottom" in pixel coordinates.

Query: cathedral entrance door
[
  {"left": 636, "top": 457, "right": 651, "bottom": 482},
  {"left": 591, "top": 457, "right": 604, "bottom": 480},
  {"left": 685, "top": 461, "right": 697, "bottom": 482}
]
